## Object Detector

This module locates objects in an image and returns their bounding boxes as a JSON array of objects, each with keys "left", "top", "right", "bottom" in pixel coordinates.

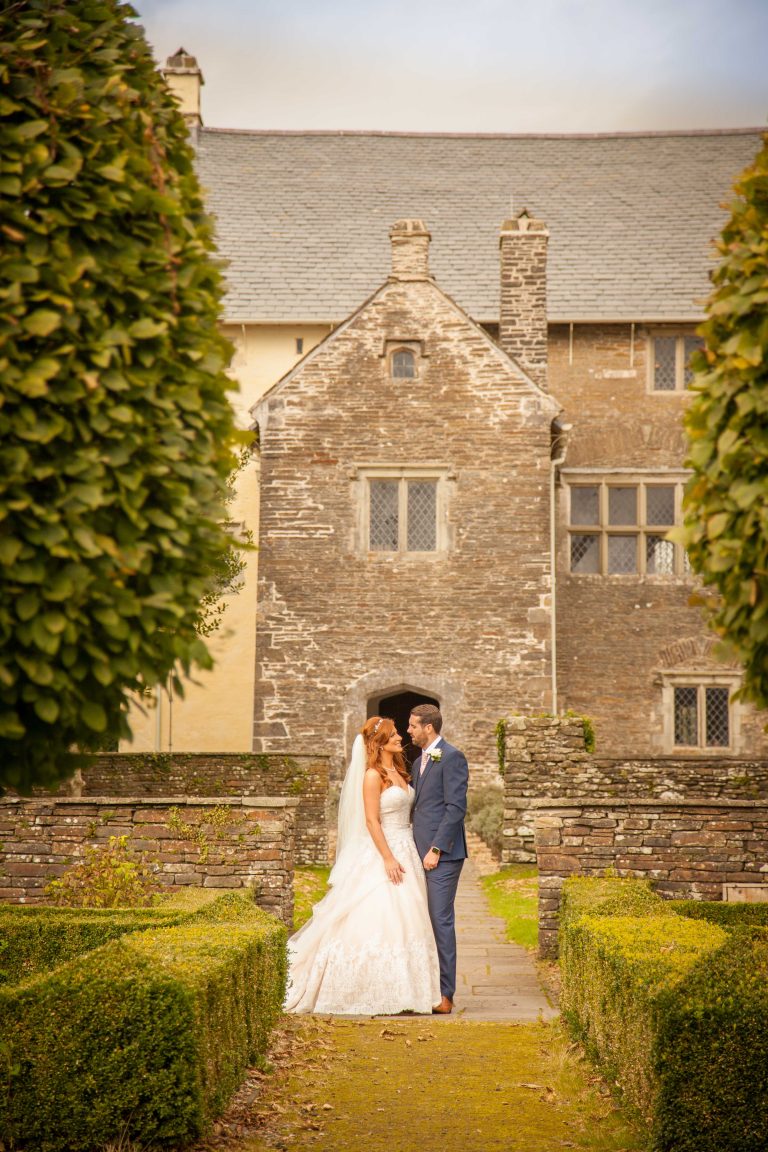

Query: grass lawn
[
  {"left": 226, "top": 1017, "right": 646, "bottom": 1152},
  {"left": 482, "top": 864, "right": 539, "bottom": 950},
  {"left": 292, "top": 865, "right": 330, "bottom": 931}
]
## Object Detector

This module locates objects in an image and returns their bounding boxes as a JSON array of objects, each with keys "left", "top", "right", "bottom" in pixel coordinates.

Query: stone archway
[
  {"left": 342, "top": 669, "right": 463, "bottom": 776},
  {"left": 368, "top": 688, "right": 440, "bottom": 765}
]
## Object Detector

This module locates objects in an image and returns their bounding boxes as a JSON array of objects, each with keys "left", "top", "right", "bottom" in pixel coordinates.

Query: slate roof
[{"left": 194, "top": 128, "right": 763, "bottom": 324}]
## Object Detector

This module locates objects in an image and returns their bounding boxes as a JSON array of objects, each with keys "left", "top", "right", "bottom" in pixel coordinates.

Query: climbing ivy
[
  {"left": 0, "top": 2, "right": 241, "bottom": 792},
  {"left": 677, "top": 133, "right": 768, "bottom": 710},
  {"left": 494, "top": 718, "right": 507, "bottom": 776}
]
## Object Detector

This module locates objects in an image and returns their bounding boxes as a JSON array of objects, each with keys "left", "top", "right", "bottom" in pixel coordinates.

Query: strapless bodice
[{"left": 379, "top": 784, "right": 413, "bottom": 835}]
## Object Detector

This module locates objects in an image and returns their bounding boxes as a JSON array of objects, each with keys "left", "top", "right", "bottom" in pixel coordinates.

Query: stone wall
[
  {"left": 502, "top": 715, "right": 768, "bottom": 863},
  {"left": 546, "top": 322, "right": 768, "bottom": 760},
  {"left": 56, "top": 752, "right": 329, "bottom": 865},
  {"left": 534, "top": 798, "right": 768, "bottom": 958},
  {"left": 0, "top": 796, "right": 299, "bottom": 925},
  {"left": 252, "top": 224, "right": 558, "bottom": 778}
]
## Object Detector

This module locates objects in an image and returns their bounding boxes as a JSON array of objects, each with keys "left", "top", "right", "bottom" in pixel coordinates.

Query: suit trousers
[{"left": 425, "top": 858, "right": 464, "bottom": 1000}]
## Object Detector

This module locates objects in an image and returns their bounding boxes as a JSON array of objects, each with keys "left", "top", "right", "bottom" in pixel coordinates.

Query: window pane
[
  {"left": 705, "top": 687, "right": 730, "bottom": 747},
  {"left": 646, "top": 485, "right": 675, "bottom": 525},
  {"left": 369, "top": 481, "right": 398, "bottom": 550},
  {"left": 608, "top": 487, "right": 637, "bottom": 525},
  {"left": 607, "top": 534, "right": 637, "bottom": 573},
  {"left": 653, "top": 336, "right": 677, "bottom": 391},
  {"left": 646, "top": 536, "right": 675, "bottom": 574},
  {"left": 392, "top": 349, "right": 415, "bottom": 379},
  {"left": 570, "top": 486, "right": 599, "bottom": 526},
  {"left": 570, "top": 534, "right": 600, "bottom": 573},
  {"left": 407, "top": 481, "right": 437, "bottom": 551},
  {"left": 683, "top": 337, "right": 704, "bottom": 387},
  {"left": 674, "top": 687, "right": 698, "bottom": 745}
]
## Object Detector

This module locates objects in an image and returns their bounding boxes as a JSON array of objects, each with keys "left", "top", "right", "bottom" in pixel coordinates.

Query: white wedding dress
[{"left": 285, "top": 770, "right": 441, "bottom": 1015}]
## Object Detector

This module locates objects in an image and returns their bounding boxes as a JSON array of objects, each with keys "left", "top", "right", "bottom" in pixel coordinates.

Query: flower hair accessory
[
  {"left": 373, "top": 719, "right": 383, "bottom": 733},
  {"left": 429, "top": 749, "right": 443, "bottom": 762}
]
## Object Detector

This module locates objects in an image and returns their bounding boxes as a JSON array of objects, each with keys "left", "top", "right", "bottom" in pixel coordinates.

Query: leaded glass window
[
  {"left": 653, "top": 337, "right": 677, "bottom": 391},
  {"left": 571, "top": 534, "right": 600, "bottom": 573},
  {"left": 651, "top": 334, "right": 705, "bottom": 391},
  {"left": 369, "top": 481, "right": 399, "bottom": 551},
  {"left": 392, "top": 349, "right": 416, "bottom": 379},
  {"left": 674, "top": 687, "right": 698, "bottom": 745},
  {"left": 365, "top": 472, "right": 443, "bottom": 553},
  {"left": 407, "top": 482, "right": 437, "bottom": 551},
  {"left": 567, "top": 477, "right": 688, "bottom": 576},
  {"left": 672, "top": 684, "right": 731, "bottom": 749}
]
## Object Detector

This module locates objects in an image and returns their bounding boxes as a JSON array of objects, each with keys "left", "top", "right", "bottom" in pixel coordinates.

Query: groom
[{"left": 408, "top": 703, "right": 468, "bottom": 1015}]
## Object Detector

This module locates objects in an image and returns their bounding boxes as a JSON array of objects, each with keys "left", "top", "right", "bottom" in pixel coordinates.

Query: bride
[{"left": 284, "top": 716, "right": 441, "bottom": 1015}]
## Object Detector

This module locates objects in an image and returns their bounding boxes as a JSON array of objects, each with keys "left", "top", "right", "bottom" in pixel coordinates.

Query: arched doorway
[{"left": 368, "top": 690, "right": 440, "bottom": 766}]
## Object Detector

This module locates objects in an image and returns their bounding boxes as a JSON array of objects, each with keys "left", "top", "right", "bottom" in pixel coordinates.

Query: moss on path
[{"left": 225, "top": 1016, "right": 645, "bottom": 1152}]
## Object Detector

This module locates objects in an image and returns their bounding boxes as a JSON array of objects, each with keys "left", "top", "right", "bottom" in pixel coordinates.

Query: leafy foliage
[
  {"left": 44, "top": 834, "right": 161, "bottom": 907},
  {"left": 0, "top": 892, "right": 288, "bottom": 1150},
  {"left": 196, "top": 446, "right": 255, "bottom": 638},
  {"left": 0, "top": 1, "right": 241, "bottom": 791},
  {"left": 679, "top": 133, "right": 768, "bottom": 709},
  {"left": 466, "top": 784, "right": 503, "bottom": 856}
]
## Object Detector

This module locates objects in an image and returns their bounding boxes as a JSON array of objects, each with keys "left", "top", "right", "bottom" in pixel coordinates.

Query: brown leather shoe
[{"left": 432, "top": 996, "right": 453, "bottom": 1015}]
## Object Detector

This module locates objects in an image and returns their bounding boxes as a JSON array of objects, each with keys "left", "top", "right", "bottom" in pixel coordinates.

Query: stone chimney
[
  {"left": 499, "top": 209, "right": 549, "bottom": 390},
  {"left": 161, "top": 48, "right": 204, "bottom": 128},
  {"left": 389, "top": 219, "right": 432, "bottom": 281}
]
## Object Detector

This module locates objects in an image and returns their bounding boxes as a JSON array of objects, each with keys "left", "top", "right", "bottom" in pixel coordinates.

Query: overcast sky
[{"left": 134, "top": 0, "right": 768, "bottom": 134}]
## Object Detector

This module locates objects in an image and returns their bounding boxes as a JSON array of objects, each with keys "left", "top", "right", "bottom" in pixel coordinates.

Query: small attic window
[{"left": 392, "top": 348, "right": 416, "bottom": 379}]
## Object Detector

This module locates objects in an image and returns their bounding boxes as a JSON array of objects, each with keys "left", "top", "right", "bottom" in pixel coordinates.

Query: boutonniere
[{"left": 429, "top": 749, "right": 443, "bottom": 762}]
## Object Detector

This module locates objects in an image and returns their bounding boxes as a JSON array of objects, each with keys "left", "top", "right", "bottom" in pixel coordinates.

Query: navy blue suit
[{"left": 411, "top": 737, "right": 468, "bottom": 1000}]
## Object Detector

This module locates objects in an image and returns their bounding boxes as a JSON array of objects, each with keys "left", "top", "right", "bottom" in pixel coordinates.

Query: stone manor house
[{"left": 125, "top": 51, "right": 768, "bottom": 776}]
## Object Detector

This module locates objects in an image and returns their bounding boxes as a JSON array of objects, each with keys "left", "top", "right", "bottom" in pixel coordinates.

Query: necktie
[{"left": 421, "top": 750, "right": 429, "bottom": 775}]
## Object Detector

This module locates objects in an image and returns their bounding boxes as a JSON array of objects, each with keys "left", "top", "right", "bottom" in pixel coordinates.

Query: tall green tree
[
  {"left": 0, "top": 0, "right": 241, "bottom": 791},
  {"left": 680, "top": 132, "right": 768, "bottom": 710}
]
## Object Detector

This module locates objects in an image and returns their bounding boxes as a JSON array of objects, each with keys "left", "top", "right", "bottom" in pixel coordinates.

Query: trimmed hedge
[
  {"left": 561, "top": 910, "right": 727, "bottom": 1127},
  {"left": 560, "top": 877, "right": 768, "bottom": 1151},
  {"left": 0, "top": 892, "right": 287, "bottom": 1151},
  {"left": 559, "top": 874, "right": 665, "bottom": 935},
  {"left": 0, "top": 888, "right": 217, "bottom": 984},
  {"left": 669, "top": 899, "right": 768, "bottom": 931},
  {"left": 654, "top": 929, "right": 768, "bottom": 1152}
]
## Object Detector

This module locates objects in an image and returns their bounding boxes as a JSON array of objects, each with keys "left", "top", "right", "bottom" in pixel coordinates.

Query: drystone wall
[
  {"left": 534, "top": 797, "right": 768, "bottom": 958},
  {"left": 55, "top": 751, "right": 329, "bottom": 865},
  {"left": 0, "top": 796, "right": 298, "bottom": 925},
  {"left": 502, "top": 715, "right": 768, "bottom": 863}
]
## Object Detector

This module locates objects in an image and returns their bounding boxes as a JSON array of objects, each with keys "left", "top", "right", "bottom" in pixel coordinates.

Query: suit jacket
[{"left": 411, "top": 737, "right": 469, "bottom": 862}]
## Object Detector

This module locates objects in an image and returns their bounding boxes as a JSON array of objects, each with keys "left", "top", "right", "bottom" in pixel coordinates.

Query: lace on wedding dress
[{"left": 285, "top": 783, "right": 441, "bottom": 1015}]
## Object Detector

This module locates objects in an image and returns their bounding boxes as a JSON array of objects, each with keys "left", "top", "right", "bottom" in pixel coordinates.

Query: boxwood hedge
[
  {"left": 669, "top": 898, "right": 768, "bottom": 931},
  {"left": 654, "top": 928, "right": 768, "bottom": 1152},
  {"left": 560, "top": 876, "right": 768, "bottom": 1151},
  {"left": 0, "top": 891, "right": 287, "bottom": 1150}
]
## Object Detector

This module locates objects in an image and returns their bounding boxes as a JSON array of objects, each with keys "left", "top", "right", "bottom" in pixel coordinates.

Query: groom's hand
[{"left": 423, "top": 849, "right": 440, "bottom": 871}]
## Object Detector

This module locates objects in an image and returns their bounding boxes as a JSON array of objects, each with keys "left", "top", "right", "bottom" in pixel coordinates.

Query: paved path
[{"left": 452, "top": 858, "right": 557, "bottom": 1022}]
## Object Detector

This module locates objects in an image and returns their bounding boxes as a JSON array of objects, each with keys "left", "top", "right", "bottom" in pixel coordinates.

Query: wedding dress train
[{"left": 284, "top": 783, "right": 441, "bottom": 1015}]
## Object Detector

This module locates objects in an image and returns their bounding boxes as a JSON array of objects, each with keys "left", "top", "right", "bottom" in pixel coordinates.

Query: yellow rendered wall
[{"left": 122, "top": 323, "right": 331, "bottom": 752}]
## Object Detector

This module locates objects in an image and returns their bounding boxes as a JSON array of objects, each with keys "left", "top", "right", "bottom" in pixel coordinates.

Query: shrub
[
  {"left": 43, "top": 834, "right": 161, "bottom": 907},
  {"left": 560, "top": 911, "right": 727, "bottom": 1128},
  {"left": 0, "top": 906, "right": 176, "bottom": 986},
  {"left": 654, "top": 928, "right": 768, "bottom": 1151},
  {"left": 559, "top": 874, "right": 665, "bottom": 937},
  {"left": 466, "top": 785, "right": 503, "bottom": 856},
  {"left": 669, "top": 899, "right": 768, "bottom": 931},
  {"left": 0, "top": 891, "right": 287, "bottom": 1151},
  {"left": 0, "top": 0, "right": 241, "bottom": 792}
]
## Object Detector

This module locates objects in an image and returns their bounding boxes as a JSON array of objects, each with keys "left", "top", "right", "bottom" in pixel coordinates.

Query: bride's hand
[{"left": 386, "top": 858, "right": 406, "bottom": 885}]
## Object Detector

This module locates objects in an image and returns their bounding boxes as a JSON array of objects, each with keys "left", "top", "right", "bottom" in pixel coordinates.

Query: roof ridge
[{"left": 199, "top": 126, "right": 765, "bottom": 141}]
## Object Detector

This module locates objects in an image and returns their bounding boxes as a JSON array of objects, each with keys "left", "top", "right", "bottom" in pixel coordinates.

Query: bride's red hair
[{"left": 361, "top": 716, "right": 410, "bottom": 785}]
